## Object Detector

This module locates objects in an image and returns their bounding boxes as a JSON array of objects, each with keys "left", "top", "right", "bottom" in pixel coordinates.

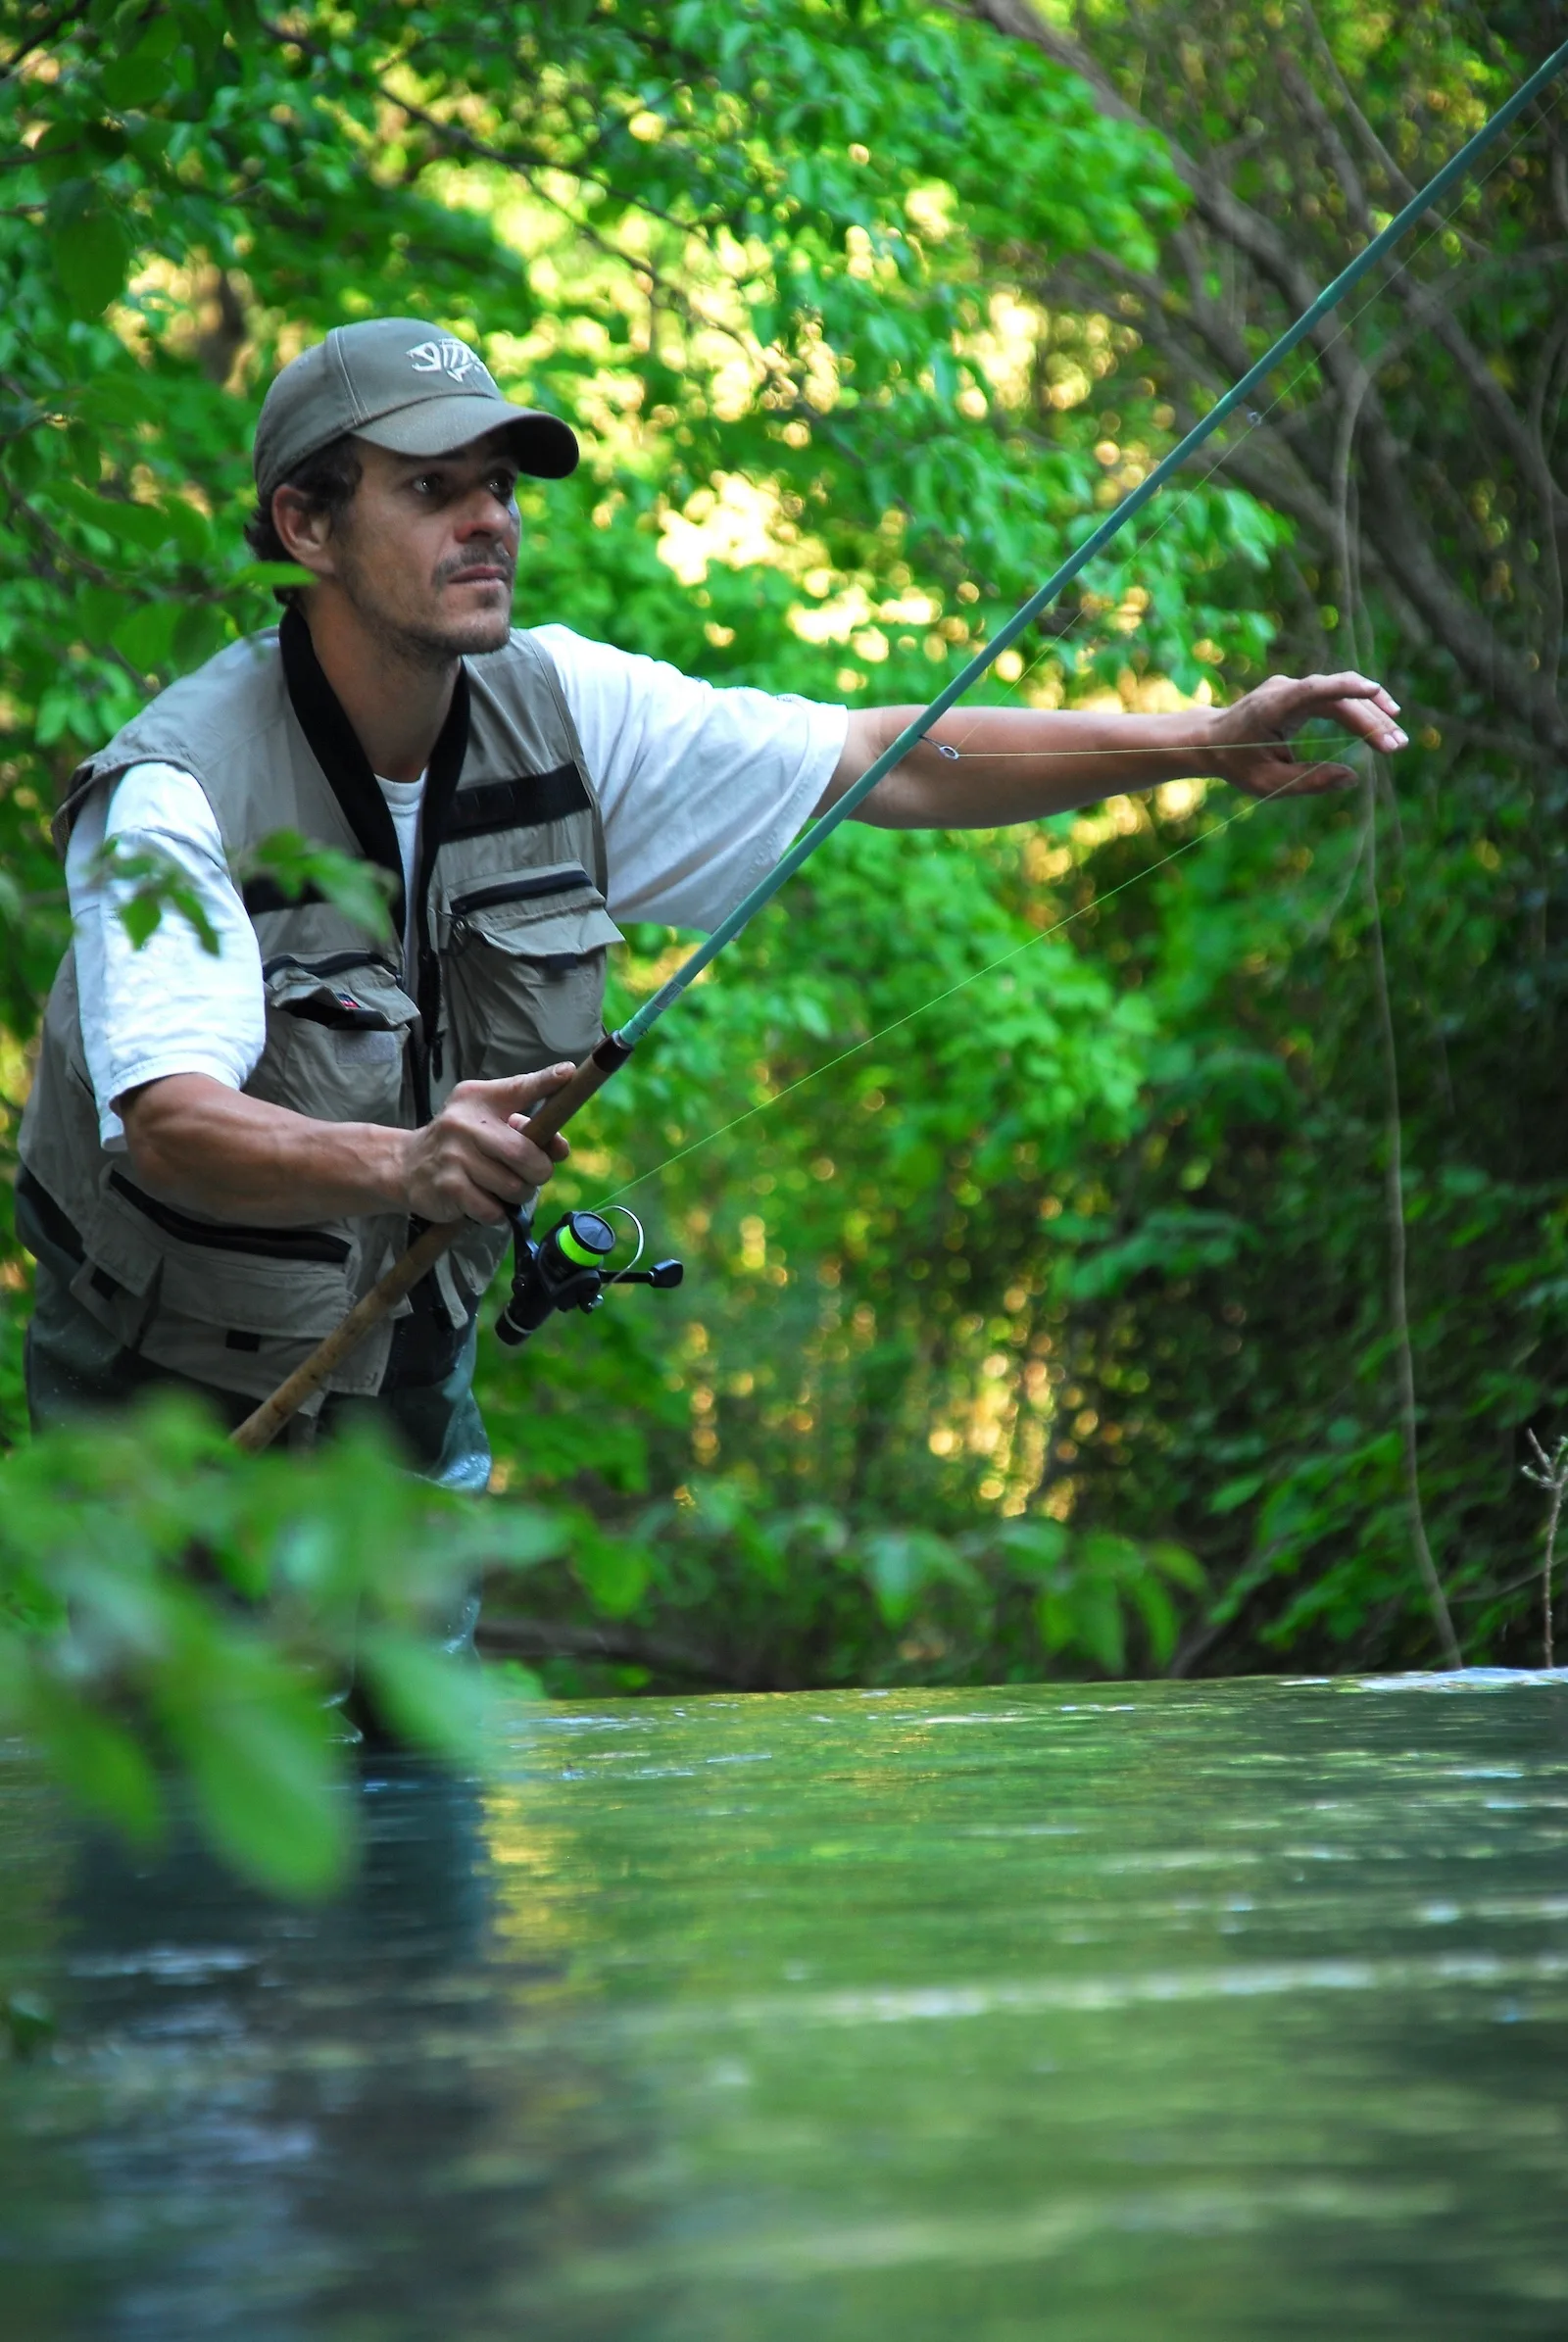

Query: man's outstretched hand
[{"left": 1210, "top": 671, "right": 1408, "bottom": 798}]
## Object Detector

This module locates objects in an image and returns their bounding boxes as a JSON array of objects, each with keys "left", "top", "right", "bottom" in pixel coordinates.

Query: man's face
[{"left": 303, "top": 431, "right": 522, "bottom": 663}]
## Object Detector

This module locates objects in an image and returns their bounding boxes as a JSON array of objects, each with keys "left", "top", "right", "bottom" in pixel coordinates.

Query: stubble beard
[{"left": 335, "top": 534, "right": 514, "bottom": 669}]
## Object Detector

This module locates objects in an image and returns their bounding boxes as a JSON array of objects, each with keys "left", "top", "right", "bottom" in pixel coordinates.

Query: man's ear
[{"left": 270, "top": 487, "right": 337, "bottom": 577}]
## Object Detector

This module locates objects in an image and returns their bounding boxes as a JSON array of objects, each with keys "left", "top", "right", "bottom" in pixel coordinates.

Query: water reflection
[
  {"left": 2, "top": 1761, "right": 636, "bottom": 2341},
  {"left": 4, "top": 1677, "right": 1568, "bottom": 2337}
]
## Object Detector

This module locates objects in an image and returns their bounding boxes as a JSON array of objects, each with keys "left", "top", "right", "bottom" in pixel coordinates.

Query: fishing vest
[{"left": 18, "top": 608, "right": 618, "bottom": 1407}]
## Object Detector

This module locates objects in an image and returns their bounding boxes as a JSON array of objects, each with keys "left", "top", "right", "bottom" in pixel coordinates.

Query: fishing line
[
  {"left": 590, "top": 764, "right": 1334, "bottom": 1209},
  {"left": 592, "top": 111, "right": 1541, "bottom": 1197},
  {"left": 926, "top": 730, "right": 1361, "bottom": 763},
  {"left": 603, "top": 41, "right": 1568, "bottom": 1071},
  {"left": 587, "top": 79, "right": 1551, "bottom": 1200},
  {"left": 578, "top": 64, "right": 1565, "bottom": 1217},
  {"left": 933, "top": 90, "right": 1556, "bottom": 747}
]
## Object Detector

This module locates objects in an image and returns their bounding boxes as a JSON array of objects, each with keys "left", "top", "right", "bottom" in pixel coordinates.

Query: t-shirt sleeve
[
  {"left": 67, "top": 761, "right": 267, "bottom": 1151},
  {"left": 532, "top": 626, "right": 849, "bottom": 930}
]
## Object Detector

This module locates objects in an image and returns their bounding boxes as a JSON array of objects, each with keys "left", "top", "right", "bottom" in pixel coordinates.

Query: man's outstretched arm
[{"left": 819, "top": 672, "right": 1407, "bottom": 826}]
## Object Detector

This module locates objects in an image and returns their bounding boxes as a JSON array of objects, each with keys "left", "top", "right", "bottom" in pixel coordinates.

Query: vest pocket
[
  {"left": 252, "top": 954, "right": 419, "bottom": 1125},
  {"left": 102, "top": 1172, "right": 355, "bottom": 1339},
  {"left": 442, "top": 869, "right": 620, "bottom": 1083}
]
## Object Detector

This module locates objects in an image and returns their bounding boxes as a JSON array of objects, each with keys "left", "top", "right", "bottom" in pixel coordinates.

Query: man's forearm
[
  {"left": 118, "top": 1064, "right": 572, "bottom": 1231},
  {"left": 826, "top": 670, "right": 1405, "bottom": 823},
  {"left": 119, "top": 1075, "right": 411, "bottom": 1226},
  {"left": 829, "top": 704, "right": 1223, "bottom": 828}
]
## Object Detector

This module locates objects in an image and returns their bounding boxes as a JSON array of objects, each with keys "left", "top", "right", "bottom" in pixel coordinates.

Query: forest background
[{"left": 2, "top": 0, "right": 1566, "bottom": 1892}]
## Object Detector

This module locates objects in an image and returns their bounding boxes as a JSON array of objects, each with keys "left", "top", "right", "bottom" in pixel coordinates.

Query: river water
[{"left": 3, "top": 1674, "right": 1568, "bottom": 2338}]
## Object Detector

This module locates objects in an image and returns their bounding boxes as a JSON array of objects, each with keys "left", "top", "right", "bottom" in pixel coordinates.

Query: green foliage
[
  {"left": 481, "top": 1469, "right": 1203, "bottom": 1688},
  {"left": 0, "top": 1395, "right": 561, "bottom": 1894}
]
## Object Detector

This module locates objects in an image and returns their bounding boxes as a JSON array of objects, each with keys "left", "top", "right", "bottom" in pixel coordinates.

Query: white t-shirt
[
  {"left": 68, "top": 627, "right": 848, "bottom": 1148},
  {"left": 377, "top": 771, "right": 424, "bottom": 971}
]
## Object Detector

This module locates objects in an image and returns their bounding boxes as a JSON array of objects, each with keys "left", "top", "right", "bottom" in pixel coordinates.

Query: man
[{"left": 18, "top": 317, "right": 1406, "bottom": 1491}]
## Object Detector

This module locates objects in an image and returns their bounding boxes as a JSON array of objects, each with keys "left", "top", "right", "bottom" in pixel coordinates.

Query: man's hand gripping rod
[{"left": 229, "top": 1033, "right": 633, "bottom": 1452}]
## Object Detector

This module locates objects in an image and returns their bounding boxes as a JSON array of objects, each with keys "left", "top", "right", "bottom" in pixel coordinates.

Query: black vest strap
[{"left": 277, "top": 607, "right": 471, "bottom": 949}]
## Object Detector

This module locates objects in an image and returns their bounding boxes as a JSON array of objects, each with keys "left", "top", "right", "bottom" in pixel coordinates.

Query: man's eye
[{"left": 489, "top": 475, "right": 517, "bottom": 501}]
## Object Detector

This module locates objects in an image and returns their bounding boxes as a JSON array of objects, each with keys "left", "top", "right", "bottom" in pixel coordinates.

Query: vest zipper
[
  {"left": 109, "top": 1172, "right": 352, "bottom": 1264},
  {"left": 448, "top": 867, "right": 593, "bottom": 919},
  {"left": 415, "top": 906, "right": 439, "bottom": 1110},
  {"left": 262, "top": 949, "right": 401, "bottom": 984}
]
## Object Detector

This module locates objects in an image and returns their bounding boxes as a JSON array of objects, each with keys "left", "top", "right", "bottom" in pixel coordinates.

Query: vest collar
[{"left": 278, "top": 607, "right": 471, "bottom": 939}]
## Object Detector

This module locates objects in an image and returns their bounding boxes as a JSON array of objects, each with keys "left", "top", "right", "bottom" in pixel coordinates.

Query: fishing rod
[{"left": 230, "top": 32, "right": 1568, "bottom": 1455}]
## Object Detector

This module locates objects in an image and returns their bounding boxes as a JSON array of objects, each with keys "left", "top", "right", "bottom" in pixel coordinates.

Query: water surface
[{"left": 4, "top": 1674, "right": 1568, "bottom": 2337}]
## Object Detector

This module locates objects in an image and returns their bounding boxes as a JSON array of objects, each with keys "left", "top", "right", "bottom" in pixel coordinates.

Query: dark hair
[{"left": 245, "top": 434, "right": 363, "bottom": 604}]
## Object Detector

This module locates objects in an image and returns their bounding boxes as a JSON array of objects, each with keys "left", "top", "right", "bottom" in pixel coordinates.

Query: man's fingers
[
  {"left": 1331, "top": 697, "right": 1407, "bottom": 753},
  {"left": 472, "top": 1118, "right": 560, "bottom": 1189},
  {"left": 1276, "top": 671, "right": 1405, "bottom": 753},
  {"left": 508, "top": 1114, "right": 570, "bottom": 1161},
  {"left": 1282, "top": 669, "right": 1396, "bottom": 712},
  {"left": 457, "top": 1179, "right": 509, "bottom": 1225},
  {"left": 418, "top": 1170, "right": 511, "bottom": 1225},
  {"left": 490, "top": 1062, "right": 575, "bottom": 1110}
]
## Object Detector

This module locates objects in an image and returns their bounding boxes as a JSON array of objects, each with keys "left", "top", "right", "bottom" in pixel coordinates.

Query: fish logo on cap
[{"left": 407, "top": 337, "right": 491, "bottom": 385}]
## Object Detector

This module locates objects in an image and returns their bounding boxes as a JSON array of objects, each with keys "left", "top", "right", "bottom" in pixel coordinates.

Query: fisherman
[{"left": 17, "top": 317, "right": 1406, "bottom": 1491}]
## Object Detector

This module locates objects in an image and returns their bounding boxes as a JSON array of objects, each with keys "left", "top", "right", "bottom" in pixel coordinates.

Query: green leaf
[
  {"left": 173, "top": 1683, "right": 349, "bottom": 1900},
  {"left": 220, "top": 561, "right": 318, "bottom": 595},
  {"left": 1209, "top": 1475, "right": 1265, "bottom": 1517},
  {"left": 1149, "top": 1541, "right": 1207, "bottom": 1593},
  {"left": 165, "top": 883, "right": 220, "bottom": 954},
  {"left": 53, "top": 480, "right": 176, "bottom": 551},
  {"left": 1036, "top": 1586, "right": 1076, "bottom": 1655},
  {"left": 234, "top": 831, "right": 396, "bottom": 941},
  {"left": 1070, "top": 1578, "right": 1127, "bottom": 1677},
  {"left": 118, "top": 892, "right": 162, "bottom": 949},
  {"left": 357, "top": 1632, "right": 487, "bottom": 1763},
  {"left": 101, "top": 14, "right": 181, "bottom": 111},
  {"left": 1132, "top": 1573, "right": 1180, "bottom": 1668},
  {"left": 111, "top": 601, "right": 180, "bottom": 673},
  {"left": 859, "top": 1528, "right": 961, "bottom": 1626},
  {"left": 28, "top": 1690, "right": 164, "bottom": 1842},
  {"left": 574, "top": 1531, "right": 651, "bottom": 1617},
  {"left": 160, "top": 499, "right": 212, "bottom": 562},
  {"left": 50, "top": 205, "right": 131, "bottom": 320},
  {"left": 30, "top": 135, "right": 100, "bottom": 191},
  {"left": 995, "top": 1518, "right": 1071, "bottom": 1578}
]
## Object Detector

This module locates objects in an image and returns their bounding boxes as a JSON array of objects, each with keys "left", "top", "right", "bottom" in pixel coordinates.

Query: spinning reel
[{"left": 495, "top": 1205, "right": 683, "bottom": 1347}]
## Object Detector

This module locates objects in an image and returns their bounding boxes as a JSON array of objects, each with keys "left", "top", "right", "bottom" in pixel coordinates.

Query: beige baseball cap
[{"left": 253, "top": 317, "right": 578, "bottom": 502}]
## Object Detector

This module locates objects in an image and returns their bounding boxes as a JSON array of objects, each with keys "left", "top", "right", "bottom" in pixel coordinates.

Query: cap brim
[{"left": 355, "top": 394, "right": 579, "bottom": 479}]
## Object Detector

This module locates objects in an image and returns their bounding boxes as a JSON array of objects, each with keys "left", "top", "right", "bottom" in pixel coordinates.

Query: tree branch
[{"left": 477, "top": 1610, "right": 753, "bottom": 1686}]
